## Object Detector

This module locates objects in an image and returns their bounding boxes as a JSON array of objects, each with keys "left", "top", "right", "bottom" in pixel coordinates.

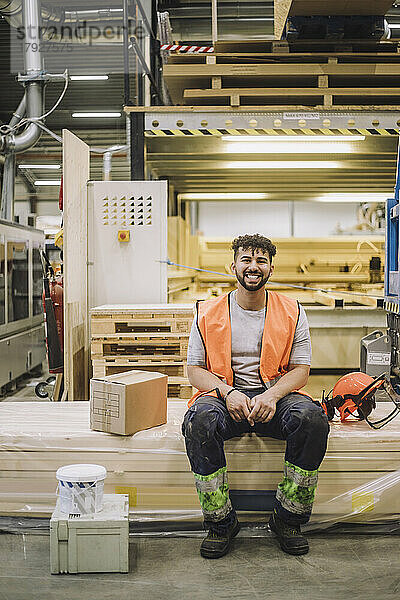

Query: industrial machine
[
  {"left": 385, "top": 142, "right": 400, "bottom": 387},
  {"left": 324, "top": 140, "right": 400, "bottom": 427},
  {"left": 276, "top": 0, "right": 393, "bottom": 41},
  {"left": 0, "top": 219, "right": 46, "bottom": 393},
  {"left": 285, "top": 15, "right": 389, "bottom": 41}
]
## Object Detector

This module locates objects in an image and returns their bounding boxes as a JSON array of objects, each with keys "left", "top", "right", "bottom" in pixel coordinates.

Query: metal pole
[
  {"left": 123, "top": 0, "right": 131, "bottom": 106},
  {"left": 189, "top": 201, "right": 199, "bottom": 235},
  {"left": 0, "top": 154, "right": 16, "bottom": 221},
  {"left": 130, "top": 37, "right": 162, "bottom": 104},
  {"left": 289, "top": 200, "right": 295, "bottom": 237},
  {"left": 211, "top": 0, "right": 218, "bottom": 44},
  {"left": 395, "top": 136, "right": 400, "bottom": 202},
  {"left": 23, "top": 0, "right": 43, "bottom": 74}
]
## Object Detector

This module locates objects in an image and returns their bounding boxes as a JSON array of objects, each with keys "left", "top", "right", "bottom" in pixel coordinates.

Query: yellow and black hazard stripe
[
  {"left": 385, "top": 301, "right": 400, "bottom": 314},
  {"left": 145, "top": 127, "right": 399, "bottom": 137}
]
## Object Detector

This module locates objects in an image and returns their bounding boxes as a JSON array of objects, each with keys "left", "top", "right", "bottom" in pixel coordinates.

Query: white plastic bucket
[{"left": 56, "top": 464, "right": 107, "bottom": 516}]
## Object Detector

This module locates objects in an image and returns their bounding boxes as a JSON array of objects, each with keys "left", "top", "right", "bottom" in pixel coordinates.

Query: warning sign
[{"left": 283, "top": 112, "right": 320, "bottom": 120}]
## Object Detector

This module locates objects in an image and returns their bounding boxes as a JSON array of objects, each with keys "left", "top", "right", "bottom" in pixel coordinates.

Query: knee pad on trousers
[
  {"left": 182, "top": 404, "right": 220, "bottom": 444},
  {"left": 296, "top": 403, "right": 330, "bottom": 437},
  {"left": 283, "top": 402, "right": 329, "bottom": 438}
]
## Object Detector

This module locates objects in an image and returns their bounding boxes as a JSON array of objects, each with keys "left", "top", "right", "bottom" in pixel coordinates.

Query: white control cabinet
[{"left": 87, "top": 181, "right": 167, "bottom": 307}]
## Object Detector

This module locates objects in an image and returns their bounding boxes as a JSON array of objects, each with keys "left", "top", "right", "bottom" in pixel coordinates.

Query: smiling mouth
[{"left": 245, "top": 273, "right": 262, "bottom": 281}]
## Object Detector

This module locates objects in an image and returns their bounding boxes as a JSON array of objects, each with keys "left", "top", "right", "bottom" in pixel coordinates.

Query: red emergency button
[{"left": 118, "top": 230, "right": 130, "bottom": 242}]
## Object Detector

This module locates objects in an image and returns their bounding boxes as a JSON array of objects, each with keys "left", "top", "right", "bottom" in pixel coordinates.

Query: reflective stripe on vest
[{"left": 188, "top": 290, "right": 303, "bottom": 407}]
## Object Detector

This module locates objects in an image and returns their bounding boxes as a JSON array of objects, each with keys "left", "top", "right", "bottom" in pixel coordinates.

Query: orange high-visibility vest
[{"left": 188, "top": 290, "right": 307, "bottom": 407}]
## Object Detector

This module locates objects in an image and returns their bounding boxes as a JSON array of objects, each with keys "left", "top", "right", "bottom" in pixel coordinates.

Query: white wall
[
  {"left": 293, "top": 202, "right": 359, "bottom": 237},
  {"left": 34, "top": 201, "right": 62, "bottom": 217},
  {"left": 198, "top": 201, "right": 359, "bottom": 238},
  {"left": 13, "top": 200, "right": 31, "bottom": 226},
  {"left": 198, "top": 201, "right": 291, "bottom": 237}
]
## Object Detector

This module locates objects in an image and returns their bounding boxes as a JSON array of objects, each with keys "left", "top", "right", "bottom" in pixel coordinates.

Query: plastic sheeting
[{"left": 0, "top": 401, "right": 400, "bottom": 531}]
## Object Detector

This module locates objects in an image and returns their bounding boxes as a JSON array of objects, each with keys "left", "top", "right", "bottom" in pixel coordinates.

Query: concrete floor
[
  {"left": 1, "top": 375, "right": 400, "bottom": 599},
  {"left": 0, "top": 369, "right": 51, "bottom": 402},
  {"left": 0, "top": 530, "right": 399, "bottom": 600}
]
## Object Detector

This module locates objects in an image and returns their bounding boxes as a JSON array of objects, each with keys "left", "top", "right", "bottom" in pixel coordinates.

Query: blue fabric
[{"left": 182, "top": 390, "right": 329, "bottom": 525}]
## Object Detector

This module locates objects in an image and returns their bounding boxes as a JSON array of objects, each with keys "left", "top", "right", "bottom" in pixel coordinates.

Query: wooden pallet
[
  {"left": 92, "top": 359, "right": 188, "bottom": 378},
  {"left": 91, "top": 360, "right": 192, "bottom": 399},
  {"left": 91, "top": 333, "right": 189, "bottom": 361},
  {"left": 91, "top": 315, "right": 193, "bottom": 335},
  {"left": 164, "top": 40, "right": 400, "bottom": 108},
  {"left": 91, "top": 306, "right": 194, "bottom": 336}
]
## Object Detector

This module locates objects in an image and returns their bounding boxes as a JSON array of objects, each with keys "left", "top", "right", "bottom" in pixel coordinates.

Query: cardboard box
[{"left": 90, "top": 370, "right": 167, "bottom": 435}]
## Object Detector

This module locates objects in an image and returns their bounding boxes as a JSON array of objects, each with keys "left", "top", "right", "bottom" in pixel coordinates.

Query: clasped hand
[{"left": 225, "top": 390, "right": 277, "bottom": 425}]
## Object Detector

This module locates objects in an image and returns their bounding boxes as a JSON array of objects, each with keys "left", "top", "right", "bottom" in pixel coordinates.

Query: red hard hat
[{"left": 332, "top": 371, "right": 383, "bottom": 422}]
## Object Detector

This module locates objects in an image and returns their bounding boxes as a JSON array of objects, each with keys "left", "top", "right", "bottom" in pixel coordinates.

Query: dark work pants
[{"left": 182, "top": 389, "right": 330, "bottom": 526}]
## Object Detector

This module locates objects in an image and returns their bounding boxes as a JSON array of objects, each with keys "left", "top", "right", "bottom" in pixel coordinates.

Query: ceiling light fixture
[
  {"left": 19, "top": 164, "right": 60, "bottom": 170},
  {"left": 226, "top": 161, "right": 340, "bottom": 169},
  {"left": 70, "top": 75, "right": 109, "bottom": 81},
  {"left": 222, "top": 135, "right": 365, "bottom": 142},
  {"left": 180, "top": 193, "right": 270, "bottom": 200},
  {"left": 34, "top": 180, "right": 62, "bottom": 186},
  {"left": 225, "top": 142, "right": 355, "bottom": 154},
  {"left": 71, "top": 112, "right": 121, "bottom": 118},
  {"left": 315, "top": 193, "right": 390, "bottom": 203}
]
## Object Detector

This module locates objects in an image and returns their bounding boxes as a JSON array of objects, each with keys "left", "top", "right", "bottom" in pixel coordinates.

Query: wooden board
[
  {"left": 125, "top": 104, "right": 400, "bottom": 113},
  {"left": 2, "top": 450, "right": 400, "bottom": 475},
  {"left": 183, "top": 85, "right": 400, "bottom": 109},
  {"left": 213, "top": 39, "right": 400, "bottom": 54},
  {"left": 274, "top": 0, "right": 293, "bottom": 39},
  {"left": 2, "top": 401, "right": 400, "bottom": 452},
  {"left": 91, "top": 304, "right": 194, "bottom": 316},
  {"left": 91, "top": 316, "right": 193, "bottom": 335},
  {"left": 63, "top": 130, "right": 90, "bottom": 401}
]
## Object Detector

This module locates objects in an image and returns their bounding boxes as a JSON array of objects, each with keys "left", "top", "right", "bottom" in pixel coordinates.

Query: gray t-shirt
[{"left": 187, "top": 291, "right": 311, "bottom": 390}]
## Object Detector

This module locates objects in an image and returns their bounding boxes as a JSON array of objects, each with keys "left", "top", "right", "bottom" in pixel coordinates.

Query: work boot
[
  {"left": 269, "top": 510, "right": 309, "bottom": 556},
  {"left": 200, "top": 515, "right": 240, "bottom": 559}
]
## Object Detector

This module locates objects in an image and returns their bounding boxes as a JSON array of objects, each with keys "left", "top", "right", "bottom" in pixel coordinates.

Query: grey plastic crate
[{"left": 50, "top": 494, "right": 129, "bottom": 574}]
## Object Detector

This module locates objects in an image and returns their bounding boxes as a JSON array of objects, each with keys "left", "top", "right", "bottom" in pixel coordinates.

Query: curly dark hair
[{"left": 231, "top": 234, "right": 277, "bottom": 261}]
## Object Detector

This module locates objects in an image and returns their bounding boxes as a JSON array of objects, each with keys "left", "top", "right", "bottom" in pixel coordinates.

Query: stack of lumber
[
  {"left": 1, "top": 401, "right": 399, "bottom": 527},
  {"left": 198, "top": 236, "right": 385, "bottom": 287},
  {"left": 168, "top": 216, "right": 199, "bottom": 271},
  {"left": 90, "top": 304, "right": 195, "bottom": 400},
  {"left": 168, "top": 216, "right": 200, "bottom": 302},
  {"left": 163, "top": 40, "right": 400, "bottom": 109}
]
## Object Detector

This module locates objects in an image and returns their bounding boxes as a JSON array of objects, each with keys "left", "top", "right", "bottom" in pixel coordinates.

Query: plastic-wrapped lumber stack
[
  {"left": 1, "top": 401, "right": 400, "bottom": 528},
  {"left": 90, "top": 304, "right": 194, "bottom": 400}
]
